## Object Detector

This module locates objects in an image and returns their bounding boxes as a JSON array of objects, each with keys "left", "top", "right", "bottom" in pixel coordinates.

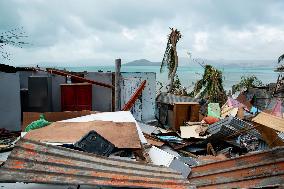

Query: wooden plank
[
  {"left": 47, "top": 69, "right": 114, "bottom": 89},
  {"left": 252, "top": 112, "right": 284, "bottom": 132}
]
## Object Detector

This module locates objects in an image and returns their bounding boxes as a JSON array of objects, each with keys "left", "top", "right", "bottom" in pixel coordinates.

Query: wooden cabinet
[
  {"left": 173, "top": 102, "right": 201, "bottom": 131},
  {"left": 61, "top": 83, "right": 92, "bottom": 111}
]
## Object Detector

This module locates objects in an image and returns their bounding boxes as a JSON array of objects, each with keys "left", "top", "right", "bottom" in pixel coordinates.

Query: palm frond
[{"left": 278, "top": 54, "right": 284, "bottom": 64}]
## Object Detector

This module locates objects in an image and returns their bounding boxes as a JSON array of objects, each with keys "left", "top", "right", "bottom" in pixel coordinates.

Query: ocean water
[{"left": 62, "top": 65, "right": 278, "bottom": 91}]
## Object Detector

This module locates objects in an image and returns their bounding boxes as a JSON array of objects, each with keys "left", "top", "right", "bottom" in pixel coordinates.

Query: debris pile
[{"left": 0, "top": 93, "right": 283, "bottom": 188}]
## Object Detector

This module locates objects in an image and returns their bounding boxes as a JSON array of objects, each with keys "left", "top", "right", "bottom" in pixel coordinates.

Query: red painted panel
[{"left": 61, "top": 84, "right": 92, "bottom": 111}]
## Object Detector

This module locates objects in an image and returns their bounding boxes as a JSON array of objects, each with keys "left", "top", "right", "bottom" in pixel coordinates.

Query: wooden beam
[{"left": 47, "top": 69, "right": 114, "bottom": 89}]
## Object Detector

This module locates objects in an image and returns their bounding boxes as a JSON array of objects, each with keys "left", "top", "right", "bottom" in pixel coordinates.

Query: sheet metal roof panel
[
  {"left": 0, "top": 139, "right": 192, "bottom": 189},
  {"left": 188, "top": 146, "right": 284, "bottom": 189},
  {"left": 207, "top": 116, "right": 262, "bottom": 139},
  {"left": 156, "top": 92, "right": 200, "bottom": 105}
]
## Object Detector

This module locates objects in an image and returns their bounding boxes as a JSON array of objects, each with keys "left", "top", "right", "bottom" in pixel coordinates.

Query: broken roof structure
[
  {"left": 156, "top": 92, "right": 200, "bottom": 105},
  {"left": 0, "top": 138, "right": 192, "bottom": 189},
  {"left": 189, "top": 146, "right": 284, "bottom": 188}
]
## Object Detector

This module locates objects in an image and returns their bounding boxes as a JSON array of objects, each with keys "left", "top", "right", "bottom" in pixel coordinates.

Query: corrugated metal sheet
[
  {"left": 0, "top": 138, "right": 193, "bottom": 189},
  {"left": 188, "top": 146, "right": 284, "bottom": 189},
  {"left": 156, "top": 92, "right": 199, "bottom": 105},
  {"left": 207, "top": 116, "right": 262, "bottom": 139}
]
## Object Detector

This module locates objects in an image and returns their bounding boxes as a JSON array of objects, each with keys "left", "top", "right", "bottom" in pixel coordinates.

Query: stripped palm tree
[{"left": 160, "top": 28, "right": 182, "bottom": 93}]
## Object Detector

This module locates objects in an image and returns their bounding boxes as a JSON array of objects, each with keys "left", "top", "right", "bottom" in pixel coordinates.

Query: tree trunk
[{"left": 168, "top": 45, "right": 178, "bottom": 93}]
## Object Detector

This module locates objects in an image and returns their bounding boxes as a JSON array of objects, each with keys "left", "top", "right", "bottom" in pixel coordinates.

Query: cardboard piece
[
  {"left": 180, "top": 125, "right": 207, "bottom": 139},
  {"left": 24, "top": 121, "right": 141, "bottom": 149}
]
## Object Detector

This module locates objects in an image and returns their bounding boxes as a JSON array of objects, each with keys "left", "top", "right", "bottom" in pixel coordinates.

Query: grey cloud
[{"left": 1, "top": 0, "right": 284, "bottom": 66}]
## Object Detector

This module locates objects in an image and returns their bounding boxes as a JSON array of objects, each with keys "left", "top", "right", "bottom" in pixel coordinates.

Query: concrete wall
[
  {"left": 15, "top": 70, "right": 156, "bottom": 122},
  {"left": 19, "top": 70, "right": 48, "bottom": 89},
  {"left": 50, "top": 74, "right": 66, "bottom": 112},
  {"left": 0, "top": 72, "right": 21, "bottom": 131},
  {"left": 18, "top": 71, "right": 66, "bottom": 112},
  {"left": 121, "top": 72, "right": 156, "bottom": 122},
  {"left": 85, "top": 72, "right": 113, "bottom": 112}
]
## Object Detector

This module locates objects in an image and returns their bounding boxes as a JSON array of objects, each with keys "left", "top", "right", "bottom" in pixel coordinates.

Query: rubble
[{"left": 0, "top": 73, "right": 283, "bottom": 188}]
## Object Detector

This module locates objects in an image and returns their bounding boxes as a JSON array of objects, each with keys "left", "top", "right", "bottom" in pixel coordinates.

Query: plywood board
[
  {"left": 252, "top": 112, "right": 284, "bottom": 132},
  {"left": 24, "top": 121, "right": 141, "bottom": 149},
  {"left": 254, "top": 123, "right": 284, "bottom": 147}
]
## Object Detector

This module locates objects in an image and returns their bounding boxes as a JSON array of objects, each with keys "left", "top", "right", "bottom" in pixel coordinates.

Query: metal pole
[{"left": 115, "top": 59, "right": 121, "bottom": 111}]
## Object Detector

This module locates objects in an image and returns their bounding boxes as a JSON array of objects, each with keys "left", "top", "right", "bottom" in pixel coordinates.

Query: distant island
[
  {"left": 124, "top": 58, "right": 275, "bottom": 68},
  {"left": 124, "top": 59, "right": 161, "bottom": 66}
]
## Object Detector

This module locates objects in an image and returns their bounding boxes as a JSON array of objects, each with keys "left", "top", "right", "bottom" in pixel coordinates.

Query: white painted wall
[{"left": 121, "top": 72, "right": 156, "bottom": 122}]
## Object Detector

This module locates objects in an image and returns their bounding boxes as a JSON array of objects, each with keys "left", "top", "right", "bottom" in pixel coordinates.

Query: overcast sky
[{"left": 1, "top": 0, "right": 284, "bottom": 66}]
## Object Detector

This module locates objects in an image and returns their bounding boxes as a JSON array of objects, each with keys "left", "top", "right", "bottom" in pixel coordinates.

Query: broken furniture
[
  {"left": 172, "top": 102, "right": 201, "bottom": 131},
  {"left": 156, "top": 92, "right": 201, "bottom": 130}
]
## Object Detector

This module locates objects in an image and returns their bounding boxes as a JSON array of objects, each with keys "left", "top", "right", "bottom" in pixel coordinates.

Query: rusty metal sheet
[
  {"left": 188, "top": 146, "right": 284, "bottom": 188},
  {"left": 0, "top": 138, "right": 193, "bottom": 189},
  {"left": 24, "top": 121, "right": 141, "bottom": 149}
]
